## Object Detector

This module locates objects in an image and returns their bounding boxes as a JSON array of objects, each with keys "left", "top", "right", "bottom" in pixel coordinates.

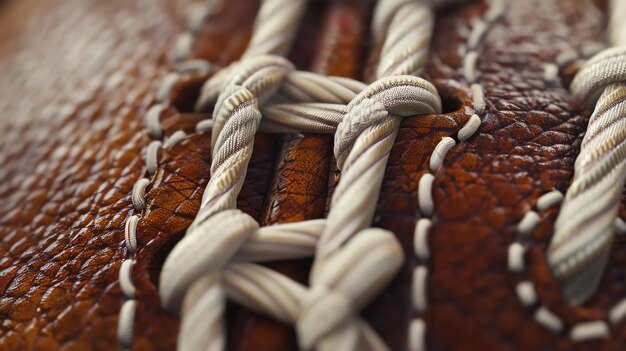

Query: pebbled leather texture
[
  {"left": 0, "top": 0, "right": 195, "bottom": 349},
  {"left": 1, "top": 0, "right": 625, "bottom": 351}
]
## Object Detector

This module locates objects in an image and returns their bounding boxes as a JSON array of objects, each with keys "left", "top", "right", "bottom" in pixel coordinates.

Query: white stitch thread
[
  {"left": 124, "top": 215, "right": 139, "bottom": 254},
  {"left": 175, "top": 59, "right": 213, "bottom": 75},
  {"left": 609, "top": 298, "right": 626, "bottom": 324},
  {"left": 543, "top": 63, "right": 559, "bottom": 83},
  {"left": 146, "top": 141, "right": 162, "bottom": 175},
  {"left": 470, "top": 83, "right": 486, "bottom": 114},
  {"left": 516, "top": 281, "right": 537, "bottom": 306},
  {"left": 534, "top": 306, "right": 564, "bottom": 333},
  {"left": 164, "top": 130, "right": 188, "bottom": 149},
  {"left": 418, "top": 173, "right": 435, "bottom": 217},
  {"left": 429, "top": 137, "right": 456, "bottom": 172},
  {"left": 556, "top": 48, "right": 578, "bottom": 67},
  {"left": 409, "top": 318, "right": 426, "bottom": 351},
  {"left": 404, "top": 4, "right": 501, "bottom": 346},
  {"left": 507, "top": 242, "right": 524, "bottom": 272},
  {"left": 120, "top": 259, "right": 136, "bottom": 299},
  {"left": 196, "top": 119, "right": 214, "bottom": 133},
  {"left": 414, "top": 218, "right": 431, "bottom": 260},
  {"left": 412, "top": 266, "right": 428, "bottom": 312},
  {"left": 507, "top": 191, "right": 626, "bottom": 338},
  {"left": 457, "top": 114, "right": 481, "bottom": 142},
  {"left": 115, "top": 0, "right": 238, "bottom": 348},
  {"left": 131, "top": 178, "right": 150, "bottom": 211},
  {"left": 156, "top": 73, "right": 181, "bottom": 103},
  {"left": 173, "top": 32, "right": 194, "bottom": 62},
  {"left": 535, "top": 190, "right": 563, "bottom": 212},
  {"left": 118, "top": 300, "right": 136, "bottom": 349},
  {"left": 516, "top": 210, "right": 540, "bottom": 236},
  {"left": 467, "top": 20, "right": 488, "bottom": 50},
  {"left": 146, "top": 104, "right": 166, "bottom": 139},
  {"left": 186, "top": 2, "right": 212, "bottom": 33},
  {"left": 463, "top": 51, "right": 479, "bottom": 83},
  {"left": 569, "top": 321, "right": 609, "bottom": 341}
]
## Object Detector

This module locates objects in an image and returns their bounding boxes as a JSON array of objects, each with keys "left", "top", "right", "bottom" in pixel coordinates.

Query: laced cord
[
  {"left": 376, "top": 2, "right": 433, "bottom": 77},
  {"left": 159, "top": 0, "right": 443, "bottom": 349},
  {"left": 190, "top": 57, "right": 374, "bottom": 229},
  {"left": 298, "top": 1, "right": 439, "bottom": 349},
  {"left": 547, "top": 0, "right": 626, "bottom": 305},
  {"left": 297, "top": 78, "right": 440, "bottom": 350},
  {"left": 194, "top": 0, "right": 308, "bottom": 111},
  {"left": 162, "top": 54, "right": 421, "bottom": 350},
  {"left": 243, "top": 0, "right": 306, "bottom": 57}
]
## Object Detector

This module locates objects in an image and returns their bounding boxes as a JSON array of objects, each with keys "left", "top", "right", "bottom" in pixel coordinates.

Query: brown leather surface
[
  {"left": 0, "top": 0, "right": 193, "bottom": 349},
  {"left": 387, "top": 0, "right": 625, "bottom": 350},
  {"left": 1, "top": 0, "right": 625, "bottom": 351}
]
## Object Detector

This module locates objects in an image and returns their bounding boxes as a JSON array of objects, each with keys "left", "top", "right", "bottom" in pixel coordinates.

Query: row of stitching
[
  {"left": 543, "top": 43, "right": 607, "bottom": 85},
  {"left": 408, "top": 1, "right": 506, "bottom": 350},
  {"left": 511, "top": 10, "right": 624, "bottom": 335},
  {"left": 508, "top": 1, "right": 626, "bottom": 333},
  {"left": 116, "top": 1, "right": 221, "bottom": 348},
  {"left": 141, "top": 0, "right": 346, "bottom": 350},
  {"left": 545, "top": 1, "right": 626, "bottom": 303},
  {"left": 119, "top": 0, "right": 314, "bottom": 345},
  {"left": 118, "top": 0, "right": 309, "bottom": 344},
  {"left": 506, "top": 189, "right": 626, "bottom": 341}
]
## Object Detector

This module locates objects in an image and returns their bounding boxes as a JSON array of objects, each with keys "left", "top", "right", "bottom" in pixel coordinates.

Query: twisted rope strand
[
  {"left": 260, "top": 103, "right": 346, "bottom": 134},
  {"left": 316, "top": 0, "right": 438, "bottom": 261},
  {"left": 243, "top": 0, "right": 307, "bottom": 58},
  {"left": 548, "top": 83, "right": 626, "bottom": 304},
  {"left": 377, "top": 2, "right": 433, "bottom": 78},
  {"left": 195, "top": 0, "right": 308, "bottom": 111},
  {"left": 547, "top": 0, "right": 626, "bottom": 305},
  {"left": 298, "top": 1, "right": 440, "bottom": 349},
  {"left": 319, "top": 78, "right": 441, "bottom": 254}
]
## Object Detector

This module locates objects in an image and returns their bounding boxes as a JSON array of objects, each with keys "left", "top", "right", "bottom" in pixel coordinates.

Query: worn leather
[{"left": 1, "top": 0, "right": 625, "bottom": 350}]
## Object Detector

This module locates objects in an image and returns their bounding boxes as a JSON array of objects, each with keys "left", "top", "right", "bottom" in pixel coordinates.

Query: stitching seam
[
  {"left": 116, "top": 2, "right": 215, "bottom": 348},
  {"left": 507, "top": 189, "right": 626, "bottom": 341},
  {"left": 408, "top": 1, "right": 505, "bottom": 350}
]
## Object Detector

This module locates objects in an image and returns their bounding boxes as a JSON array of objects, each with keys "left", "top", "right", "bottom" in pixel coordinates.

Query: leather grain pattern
[
  {"left": 0, "top": 0, "right": 195, "bottom": 349},
  {"left": 392, "top": 1, "right": 626, "bottom": 350},
  {"left": 1, "top": 0, "right": 625, "bottom": 350}
]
